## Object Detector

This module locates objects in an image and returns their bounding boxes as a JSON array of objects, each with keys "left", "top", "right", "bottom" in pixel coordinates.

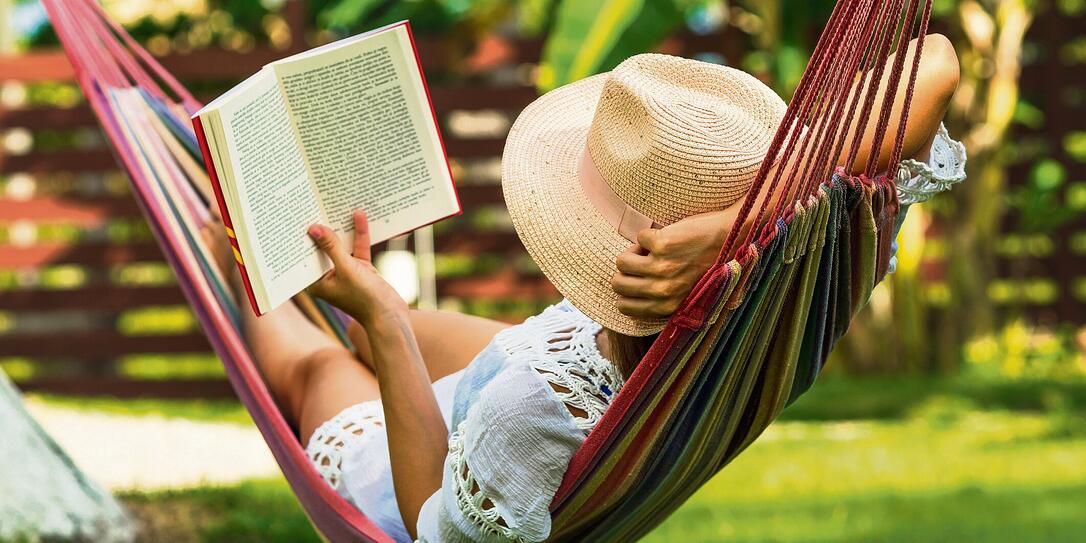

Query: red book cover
[{"left": 191, "top": 117, "right": 264, "bottom": 316}]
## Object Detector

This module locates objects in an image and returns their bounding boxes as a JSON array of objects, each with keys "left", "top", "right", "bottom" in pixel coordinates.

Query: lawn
[{"left": 113, "top": 376, "right": 1086, "bottom": 542}]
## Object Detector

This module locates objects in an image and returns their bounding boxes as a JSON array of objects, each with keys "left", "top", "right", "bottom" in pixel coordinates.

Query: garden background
[{"left": 1, "top": 0, "right": 1084, "bottom": 541}]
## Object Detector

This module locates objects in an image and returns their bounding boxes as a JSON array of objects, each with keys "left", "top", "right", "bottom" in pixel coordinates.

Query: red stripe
[{"left": 190, "top": 117, "right": 263, "bottom": 315}]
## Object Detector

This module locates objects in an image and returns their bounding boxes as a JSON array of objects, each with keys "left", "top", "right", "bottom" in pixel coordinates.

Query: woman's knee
[
  {"left": 294, "top": 347, "right": 381, "bottom": 441},
  {"left": 282, "top": 347, "right": 359, "bottom": 418}
]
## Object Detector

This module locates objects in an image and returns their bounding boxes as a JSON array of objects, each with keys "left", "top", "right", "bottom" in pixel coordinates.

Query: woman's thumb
[{"left": 308, "top": 224, "right": 350, "bottom": 268}]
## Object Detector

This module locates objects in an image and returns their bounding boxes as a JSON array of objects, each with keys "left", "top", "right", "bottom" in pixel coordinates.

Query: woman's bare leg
[
  {"left": 346, "top": 311, "right": 509, "bottom": 382},
  {"left": 202, "top": 225, "right": 380, "bottom": 441}
]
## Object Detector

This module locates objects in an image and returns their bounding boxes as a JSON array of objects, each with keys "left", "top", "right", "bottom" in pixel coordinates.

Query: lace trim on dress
[
  {"left": 493, "top": 301, "right": 625, "bottom": 431},
  {"left": 896, "top": 123, "right": 967, "bottom": 205},
  {"left": 445, "top": 423, "right": 529, "bottom": 542},
  {"left": 305, "top": 400, "right": 384, "bottom": 490},
  {"left": 443, "top": 302, "right": 625, "bottom": 540}
]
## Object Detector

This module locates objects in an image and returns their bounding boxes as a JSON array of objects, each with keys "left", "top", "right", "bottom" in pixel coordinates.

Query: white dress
[{"left": 306, "top": 301, "right": 623, "bottom": 542}]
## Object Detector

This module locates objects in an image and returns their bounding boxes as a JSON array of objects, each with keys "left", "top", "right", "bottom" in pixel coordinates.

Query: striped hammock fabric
[{"left": 41, "top": 0, "right": 930, "bottom": 540}]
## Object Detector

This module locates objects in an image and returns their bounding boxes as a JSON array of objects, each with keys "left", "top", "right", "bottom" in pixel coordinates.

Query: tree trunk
[{"left": 0, "top": 371, "right": 134, "bottom": 542}]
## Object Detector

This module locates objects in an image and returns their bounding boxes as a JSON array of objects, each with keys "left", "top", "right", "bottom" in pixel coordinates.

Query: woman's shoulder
[
  {"left": 491, "top": 300, "right": 597, "bottom": 357},
  {"left": 480, "top": 300, "right": 626, "bottom": 432}
]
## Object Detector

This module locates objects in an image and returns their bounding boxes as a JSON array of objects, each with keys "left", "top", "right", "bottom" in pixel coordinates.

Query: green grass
[
  {"left": 645, "top": 410, "right": 1086, "bottom": 542},
  {"left": 27, "top": 394, "right": 253, "bottom": 425},
  {"left": 112, "top": 377, "right": 1086, "bottom": 542}
]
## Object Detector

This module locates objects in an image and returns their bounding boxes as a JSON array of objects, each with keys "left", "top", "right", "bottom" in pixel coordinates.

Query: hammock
[{"left": 42, "top": 0, "right": 930, "bottom": 540}]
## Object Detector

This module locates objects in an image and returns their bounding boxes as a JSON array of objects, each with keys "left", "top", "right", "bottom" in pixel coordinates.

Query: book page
[
  {"left": 272, "top": 23, "right": 458, "bottom": 244},
  {"left": 214, "top": 70, "right": 329, "bottom": 310}
]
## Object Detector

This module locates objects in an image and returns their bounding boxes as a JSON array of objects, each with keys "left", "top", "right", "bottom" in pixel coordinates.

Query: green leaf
[
  {"left": 1065, "top": 131, "right": 1086, "bottom": 163},
  {"left": 538, "top": 0, "right": 684, "bottom": 92},
  {"left": 1030, "top": 159, "right": 1066, "bottom": 191},
  {"left": 317, "top": 0, "right": 387, "bottom": 30},
  {"left": 516, "top": 0, "right": 560, "bottom": 36},
  {"left": 1013, "top": 99, "right": 1045, "bottom": 130}
]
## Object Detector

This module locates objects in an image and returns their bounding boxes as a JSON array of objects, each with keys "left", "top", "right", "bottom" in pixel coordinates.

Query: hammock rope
[{"left": 41, "top": 0, "right": 931, "bottom": 540}]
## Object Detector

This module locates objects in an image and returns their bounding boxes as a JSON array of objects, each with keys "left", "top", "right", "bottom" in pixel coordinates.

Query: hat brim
[{"left": 502, "top": 74, "right": 667, "bottom": 336}]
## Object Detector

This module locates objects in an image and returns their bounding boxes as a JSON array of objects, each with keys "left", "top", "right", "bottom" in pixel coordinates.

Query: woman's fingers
[
  {"left": 615, "top": 296, "right": 674, "bottom": 319},
  {"left": 308, "top": 223, "right": 351, "bottom": 269},
  {"left": 635, "top": 228, "right": 659, "bottom": 252},
  {"left": 352, "top": 210, "right": 372, "bottom": 262},
  {"left": 615, "top": 246, "right": 657, "bottom": 277},
  {"left": 611, "top": 271, "right": 668, "bottom": 299}
]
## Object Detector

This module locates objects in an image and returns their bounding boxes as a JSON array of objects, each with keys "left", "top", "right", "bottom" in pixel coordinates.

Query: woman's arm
[
  {"left": 306, "top": 211, "right": 446, "bottom": 538},
  {"left": 613, "top": 34, "right": 960, "bottom": 319},
  {"left": 837, "top": 33, "right": 959, "bottom": 174}
]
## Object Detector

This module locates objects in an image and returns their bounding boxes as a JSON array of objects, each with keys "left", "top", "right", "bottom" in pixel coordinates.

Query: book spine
[{"left": 191, "top": 115, "right": 264, "bottom": 316}]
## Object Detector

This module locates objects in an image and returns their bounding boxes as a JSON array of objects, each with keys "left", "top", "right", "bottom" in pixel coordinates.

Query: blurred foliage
[
  {"left": 538, "top": 0, "right": 686, "bottom": 91},
  {"left": 735, "top": 0, "right": 836, "bottom": 96},
  {"left": 311, "top": 0, "right": 469, "bottom": 34},
  {"left": 28, "top": 392, "right": 250, "bottom": 424},
  {"left": 23, "top": 0, "right": 279, "bottom": 51},
  {"left": 536, "top": 0, "right": 839, "bottom": 95},
  {"left": 1010, "top": 159, "right": 1082, "bottom": 233},
  {"left": 117, "top": 354, "right": 226, "bottom": 381},
  {"left": 964, "top": 320, "right": 1086, "bottom": 380}
]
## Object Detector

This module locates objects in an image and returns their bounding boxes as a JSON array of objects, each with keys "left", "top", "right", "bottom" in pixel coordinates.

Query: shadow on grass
[{"left": 121, "top": 480, "right": 320, "bottom": 543}]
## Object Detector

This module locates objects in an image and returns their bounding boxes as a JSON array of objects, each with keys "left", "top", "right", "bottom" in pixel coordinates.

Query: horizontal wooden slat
[
  {"left": 429, "top": 85, "right": 537, "bottom": 111},
  {"left": 0, "top": 37, "right": 544, "bottom": 84},
  {"left": 0, "top": 85, "right": 537, "bottom": 131},
  {"left": 0, "top": 105, "right": 98, "bottom": 129},
  {"left": 0, "top": 241, "right": 163, "bottom": 267},
  {"left": 0, "top": 51, "right": 75, "bottom": 81},
  {"left": 0, "top": 331, "right": 210, "bottom": 358},
  {"left": 15, "top": 377, "right": 234, "bottom": 399},
  {"left": 434, "top": 230, "right": 524, "bottom": 254},
  {"left": 1, "top": 136, "right": 505, "bottom": 174},
  {"left": 0, "top": 285, "right": 185, "bottom": 311},
  {"left": 0, "top": 184, "right": 496, "bottom": 221},
  {"left": 437, "top": 273, "right": 555, "bottom": 299},
  {"left": 0, "top": 230, "right": 521, "bottom": 268},
  {"left": 0, "top": 195, "right": 142, "bottom": 223},
  {"left": 453, "top": 184, "right": 504, "bottom": 206},
  {"left": 0, "top": 149, "right": 119, "bottom": 175}
]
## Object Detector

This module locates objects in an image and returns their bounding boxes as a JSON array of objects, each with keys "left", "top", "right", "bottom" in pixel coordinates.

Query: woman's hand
[
  {"left": 306, "top": 210, "right": 407, "bottom": 326},
  {"left": 612, "top": 210, "right": 729, "bottom": 319}
]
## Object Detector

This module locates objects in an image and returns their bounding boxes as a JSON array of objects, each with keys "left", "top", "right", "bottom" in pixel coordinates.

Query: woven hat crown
[{"left": 586, "top": 54, "right": 787, "bottom": 225}]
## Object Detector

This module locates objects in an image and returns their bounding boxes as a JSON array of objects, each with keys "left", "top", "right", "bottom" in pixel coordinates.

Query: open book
[{"left": 192, "top": 21, "right": 459, "bottom": 316}]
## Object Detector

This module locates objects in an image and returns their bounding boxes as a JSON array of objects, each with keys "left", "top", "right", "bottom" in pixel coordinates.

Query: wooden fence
[{"left": 0, "top": 11, "right": 741, "bottom": 397}]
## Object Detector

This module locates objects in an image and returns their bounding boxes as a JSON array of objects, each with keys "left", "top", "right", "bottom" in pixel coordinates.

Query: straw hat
[{"left": 502, "top": 53, "right": 786, "bottom": 336}]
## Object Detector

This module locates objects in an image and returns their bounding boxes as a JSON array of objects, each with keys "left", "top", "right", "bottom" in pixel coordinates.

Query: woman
[{"left": 205, "top": 35, "right": 964, "bottom": 542}]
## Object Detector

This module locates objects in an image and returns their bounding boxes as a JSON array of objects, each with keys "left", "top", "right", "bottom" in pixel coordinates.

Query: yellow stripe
[
  {"left": 225, "top": 226, "right": 236, "bottom": 238},
  {"left": 232, "top": 246, "right": 243, "bottom": 264},
  {"left": 568, "top": 0, "right": 639, "bottom": 82}
]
